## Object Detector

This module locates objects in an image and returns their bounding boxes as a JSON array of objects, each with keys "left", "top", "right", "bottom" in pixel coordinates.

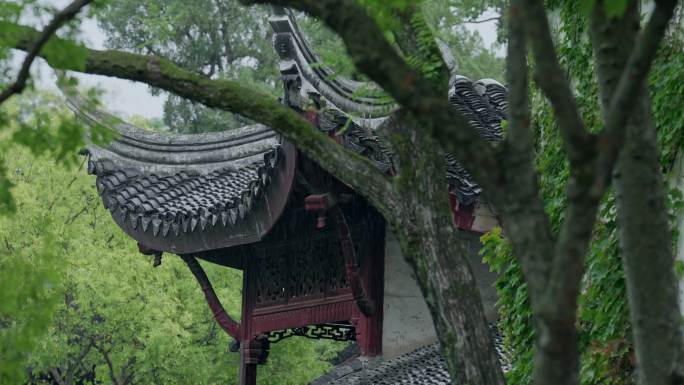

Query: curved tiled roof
[
  {"left": 310, "top": 76, "right": 507, "bottom": 206},
  {"left": 446, "top": 77, "right": 507, "bottom": 205},
  {"left": 317, "top": 344, "right": 450, "bottom": 385},
  {"left": 75, "top": 8, "right": 507, "bottom": 255},
  {"left": 269, "top": 8, "right": 507, "bottom": 207},
  {"left": 311, "top": 324, "right": 510, "bottom": 385},
  {"left": 270, "top": 6, "right": 395, "bottom": 125},
  {"left": 72, "top": 101, "right": 297, "bottom": 254}
]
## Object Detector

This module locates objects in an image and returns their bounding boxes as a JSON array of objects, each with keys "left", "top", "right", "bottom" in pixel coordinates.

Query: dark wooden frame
[{"left": 236, "top": 202, "right": 385, "bottom": 385}]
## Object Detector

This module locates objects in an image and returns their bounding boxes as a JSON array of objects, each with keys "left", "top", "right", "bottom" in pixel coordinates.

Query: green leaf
[
  {"left": 580, "top": 0, "right": 597, "bottom": 15},
  {"left": 603, "top": 0, "right": 629, "bottom": 18},
  {"left": 41, "top": 40, "right": 88, "bottom": 71},
  {"left": 0, "top": 160, "right": 16, "bottom": 215}
]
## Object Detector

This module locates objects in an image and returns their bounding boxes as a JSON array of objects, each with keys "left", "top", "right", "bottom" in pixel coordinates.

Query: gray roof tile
[
  {"left": 270, "top": 8, "right": 507, "bottom": 208},
  {"left": 311, "top": 324, "right": 510, "bottom": 385},
  {"left": 70, "top": 98, "right": 295, "bottom": 253}
]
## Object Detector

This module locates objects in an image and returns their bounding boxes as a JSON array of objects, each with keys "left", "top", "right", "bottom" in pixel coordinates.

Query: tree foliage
[
  {"left": 0, "top": 93, "right": 343, "bottom": 385},
  {"left": 422, "top": 0, "right": 505, "bottom": 81},
  {"left": 481, "top": 2, "right": 684, "bottom": 383},
  {"left": 96, "top": 0, "right": 505, "bottom": 134},
  {"left": 96, "top": 0, "right": 280, "bottom": 133}
]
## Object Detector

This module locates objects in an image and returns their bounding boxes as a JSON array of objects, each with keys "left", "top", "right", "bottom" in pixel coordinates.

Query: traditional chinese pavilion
[{"left": 75, "top": 7, "right": 506, "bottom": 385}]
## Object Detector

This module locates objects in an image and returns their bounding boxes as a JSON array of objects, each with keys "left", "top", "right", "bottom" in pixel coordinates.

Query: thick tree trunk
[
  {"left": 388, "top": 117, "right": 506, "bottom": 385},
  {"left": 394, "top": 222, "right": 505, "bottom": 385},
  {"left": 591, "top": 3, "right": 684, "bottom": 383},
  {"left": 495, "top": 166, "right": 587, "bottom": 385},
  {"left": 614, "top": 93, "right": 684, "bottom": 385},
  {"left": 501, "top": 4, "right": 586, "bottom": 383}
]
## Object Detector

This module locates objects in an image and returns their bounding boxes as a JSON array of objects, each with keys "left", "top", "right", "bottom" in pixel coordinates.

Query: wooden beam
[{"left": 180, "top": 255, "right": 241, "bottom": 339}]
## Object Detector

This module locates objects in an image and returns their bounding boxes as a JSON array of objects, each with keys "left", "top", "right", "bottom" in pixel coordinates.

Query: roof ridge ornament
[{"left": 269, "top": 7, "right": 396, "bottom": 128}]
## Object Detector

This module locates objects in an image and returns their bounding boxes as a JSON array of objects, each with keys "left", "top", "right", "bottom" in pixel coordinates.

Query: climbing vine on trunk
[{"left": 481, "top": 3, "right": 684, "bottom": 384}]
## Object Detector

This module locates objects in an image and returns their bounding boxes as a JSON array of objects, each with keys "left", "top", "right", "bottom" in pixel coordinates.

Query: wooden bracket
[
  {"left": 305, "top": 194, "right": 376, "bottom": 316},
  {"left": 137, "top": 242, "right": 163, "bottom": 267},
  {"left": 304, "top": 193, "right": 338, "bottom": 229},
  {"left": 181, "top": 255, "right": 241, "bottom": 339},
  {"left": 332, "top": 207, "right": 376, "bottom": 317}
]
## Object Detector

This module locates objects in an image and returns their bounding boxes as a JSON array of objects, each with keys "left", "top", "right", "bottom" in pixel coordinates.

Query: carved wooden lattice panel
[
  {"left": 253, "top": 247, "right": 287, "bottom": 305},
  {"left": 253, "top": 228, "right": 350, "bottom": 307},
  {"left": 266, "top": 323, "right": 356, "bottom": 343}
]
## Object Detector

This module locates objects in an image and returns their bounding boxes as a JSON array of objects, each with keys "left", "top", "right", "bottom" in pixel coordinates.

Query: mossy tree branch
[
  {"left": 0, "top": 0, "right": 93, "bottom": 104},
  {"left": 240, "top": 0, "right": 504, "bottom": 195},
  {"left": 0, "top": 21, "right": 400, "bottom": 220}
]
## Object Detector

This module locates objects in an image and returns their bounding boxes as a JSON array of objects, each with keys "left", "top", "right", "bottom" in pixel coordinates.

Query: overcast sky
[
  {"left": 30, "top": 4, "right": 500, "bottom": 121},
  {"left": 74, "top": 17, "right": 166, "bottom": 119},
  {"left": 29, "top": 11, "right": 166, "bottom": 120}
]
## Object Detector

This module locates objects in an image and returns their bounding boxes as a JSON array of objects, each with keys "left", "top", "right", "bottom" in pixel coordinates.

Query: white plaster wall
[
  {"left": 381, "top": 230, "right": 500, "bottom": 358},
  {"left": 382, "top": 231, "right": 438, "bottom": 358}
]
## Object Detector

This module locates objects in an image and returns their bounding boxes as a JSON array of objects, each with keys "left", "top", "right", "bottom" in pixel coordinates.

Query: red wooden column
[
  {"left": 239, "top": 258, "right": 257, "bottom": 385},
  {"left": 355, "top": 221, "right": 385, "bottom": 356},
  {"left": 238, "top": 359, "right": 257, "bottom": 385}
]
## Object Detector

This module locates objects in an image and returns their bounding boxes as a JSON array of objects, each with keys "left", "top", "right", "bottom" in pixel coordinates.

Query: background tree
[
  {"left": 0, "top": 88, "right": 95, "bottom": 384},
  {"left": 96, "top": 0, "right": 504, "bottom": 133},
  {"left": 97, "top": 0, "right": 279, "bottom": 133}
]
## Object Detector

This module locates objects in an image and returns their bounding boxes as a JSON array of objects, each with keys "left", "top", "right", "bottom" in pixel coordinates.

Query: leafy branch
[
  {"left": 0, "top": 21, "right": 400, "bottom": 219},
  {"left": 0, "top": 0, "right": 93, "bottom": 104},
  {"left": 463, "top": 16, "right": 501, "bottom": 24}
]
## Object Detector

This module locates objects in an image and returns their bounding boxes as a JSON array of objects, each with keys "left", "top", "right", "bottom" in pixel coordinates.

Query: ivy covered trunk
[
  {"left": 591, "top": 3, "right": 684, "bottom": 383},
  {"left": 388, "top": 117, "right": 507, "bottom": 385},
  {"left": 613, "top": 92, "right": 684, "bottom": 385}
]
